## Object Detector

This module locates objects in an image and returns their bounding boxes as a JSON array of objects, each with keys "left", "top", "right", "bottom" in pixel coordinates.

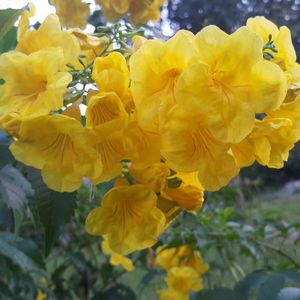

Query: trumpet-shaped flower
[
  {"left": 247, "top": 16, "right": 296, "bottom": 71},
  {"left": 175, "top": 26, "right": 287, "bottom": 143},
  {"left": 17, "top": 6, "right": 80, "bottom": 67},
  {"left": 125, "top": 120, "right": 161, "bottom": 168},
  {"left": 157, "top": 246, "right": 208, "bottom": 300},
  {"left": 162, "top": 172, "right": 204, "bottom": 211},
  {"left": 166, "top": 266, "right": 203, "bottom": 293},
  {"left": 95, "top": 0, "right": 130, "bottom": 21},
  {"left": 232, "top": 117, "right": 296, "bottom": 169},
  {"left": 130, "top": 0, "right": 167, "bottom": 24},
  {"left": 0, "top": 49, "right": 71, "bottom": 119},
  {"left": 0, "top": 113, "right": 21, "bottom": 137},
  {"left": 86, "top": 92, "right": 129, "bottom": 182},
  {"left": 161, "top": 105, "right": 239, "bottom": 191},
  {"left": 156, "top": 196, "right": 182, "bottom": 225},
  {"left": 130, "top": 163, "right": 170, "bottom": 192},
  {"left": 130, "top": 30, "right": 197, "bottom": 132},
  {"left": 159, "top": 289, "right": 188, "bottom": 300},
  {"left": 102, "top": 236, "right": 134, "bottom": 271},
  {"left": 268, "top": 94, "right": 300, "bottom": 139},
  {"left": 96, "top": 0, "right": 166, "bottom": 24},
  {"left": 51, "top": 0, "right": 90, "bottom": 29},
  {"left": 71, "top": 29, "right": 108, "bottom": 67},
  {"left": 156, "top": 245, "right": 209, "bottom": 274},
  {"left": 10, "top": 114, "right": 102, "bottom": 192},
  {"left": 85, "top": 184, "right": 166, "bottom": 255},
  {"left": 92, "top": 52, "right": 133, "bottom": 111}
]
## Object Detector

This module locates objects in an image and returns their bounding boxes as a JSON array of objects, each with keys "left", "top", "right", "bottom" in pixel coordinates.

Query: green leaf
[
  {"left": 235, "top": 270, "right": 269, "bottom": 297},
  {"left": 0, "top": 8, "right": 22, "bottom": 41},
  {"left": 27, "top": 168, "right": 77, "bottom": 257},
  {"left": 0, "top": 280, "right": 13, "bottom": 299},
  {"left": 0, "top": 232, "right": 45, "bottom": 274},
  {"left": 257, "top": 274, "right": 285, "bottom": 300},
  {"left": 277, "top": 288, "right": 300, "bottom": 300},
  {"left": 194, "top": 288, "right": 241, "bottom": 300},
  {"left": 280, "top": 270, "right": 300, "bottom": 285},
  {"left": 0, "top": 165, "right": 34, "bottom": 211},
  {"left": 95, "top": 283, "right": 137, "bottom": 300},
  {"left": 0, "top": 26, "right": 17, "bottom": 53}
]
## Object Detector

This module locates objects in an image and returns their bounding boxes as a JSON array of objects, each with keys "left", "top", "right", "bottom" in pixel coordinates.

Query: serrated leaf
[
  {"left": 257, "top": 274, "right": 286, "bottom": 300},
  {"left": 277, "top": 288, "right": 300, "bottom": 300},
  {"left": 27, "top": 168, "right": 77, "bottom": 257},
  {"left": 0, "top": 232, "right": 45, "bottom": 274},
  {"left": 0, "top": 8, "right": 22, "bottom": 41},
  {"left": 0, "top": 165, "right": 34, "bottom": 211}
]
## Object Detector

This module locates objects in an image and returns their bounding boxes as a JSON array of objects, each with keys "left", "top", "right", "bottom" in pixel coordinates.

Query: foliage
[{"left": 0, "top": 1, "right": 300, "bottom": 300}]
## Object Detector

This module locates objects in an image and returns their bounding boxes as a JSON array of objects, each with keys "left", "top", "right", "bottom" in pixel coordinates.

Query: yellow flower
[
  {"left": 18, "top": 2, "right": 36, "bottom": 41},
  {"left": 85, "top": 184, "right": 166, "bottom": 255},
  {"left": 156, "top": 196, "right": 182, "bottom": 225},
  {"left": 102, "top": 236, "right": 134, "bottom": 271},
  {"left": 161, "top": 105, "right": 239, "bottom": 191},
  {"left": 95, "top": 0, "right": 130, "bottom": 22},
  {"left": 156, "top": 245, "right": 209, "bottom": 275},
  {"left": 159, "top": 289, "right": 188, "bottom": 300},
  {"left": 130, "top": 163, "right": 170, "bottom": 192},
  {"left": 232, "top": 117, "right": 296, "bottom": 169},
  {"left": 246, "top": 16, "right": 296, "bottom": 71},
  {"left": 161, "top": 172, "right": 204, "bottom": 212},
  {"left": 269, "top": 94, "right": 300, "bottom": 140},
  {"left": 0, "top": 113, "right": 21, "bottom": 137},
  {"left": 96, "top": 0, "right": 166, "bottom": 24},
  {"left": 124, "top": 119, "right": 161, "bottom": 168},
  {"left": 51, "top": 0, "right": 90, "bottom": 29},
  {"left": 175, "top": 25, "right": 287, "bottom": 143},
  {"left": 166, "top": 266, "right": 203, "bottom": 293},
  {"left": 0, "top": 49, "right": 71, "bottom": 119},
  {"left": 36, "top": 289, "right": 46, "bottom": 300},
  {"left": 10, "top": 114, "right": 102, "bottom": 192},
  {"left": 157, "top": 247, "right": 208, "bottom": 299},
  {"left": 92, "top": 52, "right": 133, "bottom": 111},
  {"left": 232, "top": 94, "right": 300, "bottom": 169},
  {"left": 70, "top": 29, "right": 109, "bottom": 66},
  {"left": 132, "top": 35, "right": 147, "bottom": 53},
  {"left": 130, "top": 30, "right": 197, "bottom": 132},
  {"left": 156, "top": 246, "right": 191, "bottom": 271},
  {"left": 285, "top": 63, "right": 300, "bottom": 97},
  {"left": 130, "top": 0, "right": 167, "bottom": 24},
  {"left": 17, "top": 5, "right": 80, "bottom": 67},
  {"left": 85, "top": 92, "right": 129, "bottom": 183}
]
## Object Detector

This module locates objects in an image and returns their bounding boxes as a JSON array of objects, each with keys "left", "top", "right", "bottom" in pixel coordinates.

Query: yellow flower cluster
[
  {"left": 0, "top": 4, "right": 299, "bottom": 256},
  {"left": 95, "top": 0, "right": 167, "bottom": 24},
  {"left": 130, "top": 17, "right": 300, "bottom": 191},
  {"left": 156, "top": 246, "right": 209, "bottom": 300},
  {"left": 51, "top": 0, "right": 90, "bottom": 29},
  {"left": 49, "top": 0, "right": 167, "bottom": 28}
]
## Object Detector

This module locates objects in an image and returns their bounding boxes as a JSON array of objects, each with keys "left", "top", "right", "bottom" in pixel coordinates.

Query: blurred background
[{"left": 1, "top": 1, "right": 300, "bottom": 299}]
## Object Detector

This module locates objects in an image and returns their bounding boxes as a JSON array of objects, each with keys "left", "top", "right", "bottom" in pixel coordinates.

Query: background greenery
[{"left": 1, "top": 1, "right": 300, "bottom": 299}]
